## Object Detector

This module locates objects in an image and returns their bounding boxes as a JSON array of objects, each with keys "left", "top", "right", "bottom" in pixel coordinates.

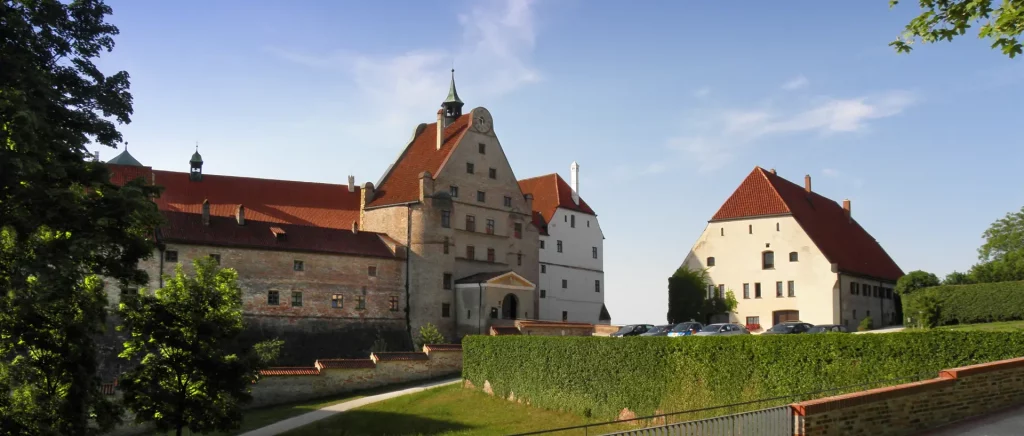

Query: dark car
[
  {"left": 762, "top": 321, "right": 814, "bottom": 335},
  {"left": 807, "top": 324, "right": 849, "bottom": 334},
  {"left": 667, "top": 322, "right": 704, "bottom": 337},
  {"left": 610, "top": 324, "right": 654, "bottom": 337},
  {"left": 639, "top": 324, "right": 676, "bottom": 337}
]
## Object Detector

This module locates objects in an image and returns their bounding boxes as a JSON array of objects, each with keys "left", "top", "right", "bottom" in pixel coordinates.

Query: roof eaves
[
  {"left": 363, "top": 200, "right": 421, "bottom": 211},
  {"left": 158, "top": 237, "right": 399, "bottom": 259},
  {"left": 708, "top": 212, "right": 793, "bottom": 223}
]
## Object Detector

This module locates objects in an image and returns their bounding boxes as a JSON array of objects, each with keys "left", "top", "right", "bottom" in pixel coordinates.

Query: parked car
[
  {"left": 639, "top": 324, "right": 676, "bottom": 337},
  {"left": 667, "top": 322, "right": 704, "bottom": 337},
  {"left": 694, "top": 323, "right": 750, "bottom": 336},
  {"left": 761, "top": 321, "right": 814, "bottom": 335},
  {"left": 610, "top": 324, "right": 654, "bottom": 337},
  {"left": 807, "top": 324, "right": 849, "bottom": 334}
]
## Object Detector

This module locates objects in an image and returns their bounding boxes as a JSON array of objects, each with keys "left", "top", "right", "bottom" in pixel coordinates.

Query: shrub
[
  {"left": 417, "top": 323, "right": 446, "bottom": 350},
  {"left": 901, "top": 280, "right": 1024, "bottom": 326},
  {"left": 858, "top": 316, "right": 873, "bottom": 331},
  {"left": 463, "top": 332, "right": 1024, "bottom": 420}
]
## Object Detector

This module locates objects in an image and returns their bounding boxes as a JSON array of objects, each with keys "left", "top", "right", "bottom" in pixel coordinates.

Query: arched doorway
[{"left": 501, "top": 293, "right": 519, "bottom": 319}]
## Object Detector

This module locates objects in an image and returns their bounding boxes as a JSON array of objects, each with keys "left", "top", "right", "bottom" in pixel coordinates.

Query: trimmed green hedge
[
  {"left": 462, "top": 332, "right": 1024, "bottom": 420},
  {"left": 902, "top": 280, "right": 1024, "bottom": 326}
]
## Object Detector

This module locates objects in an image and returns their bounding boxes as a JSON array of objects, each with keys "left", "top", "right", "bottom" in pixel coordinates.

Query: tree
[
  {"left": 858, "top": 316, "right": 874, "bottom": 332},
  {"left": 117, "top": 259, "right": 282, "bottom": 436},
  {"left": 970, "top": 249, "right": 1024, "bottom": 283},
  {"left": 416, "top": 323, "right": 446, "bottom": 350},
  {"left": 666, "top": 266, "right": 728, "bottom": 324},
  {"left": 978, "top": 206, "right": 1024, "bottom": 262},
  {"left": 1, "top": 1, "right": 162, "bottom": 434},
  {"left": 895, "top": 270, "right": 941, "bottom": 296},
  {"left": 890, "top": 0, "right": 1024, "bottom": 58},
  {"left": 943, "top": 270, "right": 976, "bottom": 285}
]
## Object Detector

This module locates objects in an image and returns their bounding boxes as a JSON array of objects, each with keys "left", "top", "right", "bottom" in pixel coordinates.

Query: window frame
[
  {"left": 442, "top": 303, "right": 451, "bottom": 317},
  {"left": 466, "top": 162, "right": 474, "bottom": 174},
  {"left": 331, "top": 294, "right": 343, "bottom": 309},
  {"left": 466, "top": 245, "right": 475, "bottom": 260},
  {"left": 561, "top": 279, "right": 567, "bottom": 289},
  {"left": 743, "top": 283, "right": 750, "bottom": 299},
  {"left": 441, "top": 210, "right": 451, "bottom": 228},
  {"left": 466, "top": 215, "right": 476, "bottom": 232},
  {"left": 478, "top": 143, "right": 486, "bottom": 154},
  {"left": 388, "top": 296, "right": 399, "bottom": 312},
  {"left": 487, "top": 248, "right": 495, "bottom": 263},
  {"left": 488, "top": 168, "right": 497, "bottom": 179},
  {"left": 450, "top": 185, "right": 459, "bottom": 198},
  {"left": 368, "top": 266, "right": 377, "bottom": 277},
  {"left": 443, "top": 273, "right": 452, "bottom": 290},
  {"left": 514, "top": 223, "right": 522, "bottom": 239},
  {"left": 556, "top": 240, "right": 563, "bottom": 253},
  {"left": 504, "top": 196, "right": 512, "bottom": 207},
  {"left": 595, "top": 280, "right": 601, "bottom": 293},
  {"left": 268, "top": 290, "right": 279, "bottom": 306},
  {"left": 293, "top": 260, "right": 304, "bottom": 271},
  {"left": 776, "top": 281, "right": 784, "bottom": 298},
  {"left": 707, "top": 256, "right": 716, "bottom": 267},
  {"left": 486, "top": 219, "right": 495, "bottom": 235},
  {"left": 476, "top": 191, "right": 486, "bottom": 203},
  {"left": 291, "top": 291, "right": 303, "bottom": 307},
  {"left": 165, "top": 250, "right": 178, "bottom": 262},
  {"left": 754, "top": 282, "right": 762, "bottom": 298},
  {"left": 788, "top": 280, "right": 796, "bottom": 297},
  {"left": 357, "top": 288, "right": 367, "bottom": 310},
  {"left": 593, "top": 247, "right": 598, "bottom": 259},
  {"left": 762, "top": 251, "right": 775, "bottom": 269}
]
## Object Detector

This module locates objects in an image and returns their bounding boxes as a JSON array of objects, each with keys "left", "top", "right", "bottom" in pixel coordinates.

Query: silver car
[{"left": 694, "top": 323, "right": 750, "bottom": 336}]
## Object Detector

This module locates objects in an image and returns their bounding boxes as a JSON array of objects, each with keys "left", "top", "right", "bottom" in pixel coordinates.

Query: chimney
[
  {"left": 770, "top": 168, "right": 776, "bottom": 175},
  {"left": 347, "top": 175, "right": 355, "bottom": 193},
  {"left": 524, "top": 194, "right": 534, "bottom": 215},
  {"left": 352, "top": 221, "right": 359, "bottom": 234},
  {"left": 843, "top": 199, "right": 851, "bottom": 220},
  {"left": 418, "top": 171, "right": 434, "bottom": 202},
  {"left": 436, "top": 109, "right": 444, "bottom": 150},
  {"left": 570, "top": 161, "right": 580, "bottom": 205},
  {"left": 236, "top": 204, "right": 245, "bottom": 225},
  {"left": 804, "top": 175, "right": 812, "bottom": 193},
  {"left": 201, "top": 200, "right": 210, "bottom": 226}
]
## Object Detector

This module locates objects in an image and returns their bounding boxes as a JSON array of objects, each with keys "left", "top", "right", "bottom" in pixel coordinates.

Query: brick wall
[
  {"left": 792, "top": 356, "right": 1024, "bottom": 435},
  {"left": 593, "top": 324, "right": 621, "bottom": 336},
  {"left": 247, "top": 344, "right": 463, "bottom": 409}
]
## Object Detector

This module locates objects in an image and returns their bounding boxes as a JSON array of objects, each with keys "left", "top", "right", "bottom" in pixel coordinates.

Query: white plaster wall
[
  {"left": 538, "top": 263, "right": 604, "bottom": 322},
  {"left": 683, "top": 216, "right": 839, "bottom": 329},
  {"left": 838, "top": 274, "right": 898, "bottom": 330},
  {"left": 540, "top": 209, "right": 603, "bottom": 271},
  {"left": 538, "top": 207, "right": 604, "bottom": 323}
]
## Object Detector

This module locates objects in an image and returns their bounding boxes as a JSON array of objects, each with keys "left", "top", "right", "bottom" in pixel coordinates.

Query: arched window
[
  {"left": 707, "top": 257, "right": 716, "bottom": 267},
  {"left": 762, "top": 251, "right": 775, "bottom": 269},
  {"left": 789, "top": 251, "right": 798, "bottom": 262}
]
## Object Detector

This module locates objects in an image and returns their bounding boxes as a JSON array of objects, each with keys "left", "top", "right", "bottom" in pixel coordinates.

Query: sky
[{"left": 92, "top": 0, "right": 1024, "bottom": 325}]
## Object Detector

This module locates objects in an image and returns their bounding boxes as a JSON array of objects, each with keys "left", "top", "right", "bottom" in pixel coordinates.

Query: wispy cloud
[
  {"left": 782, "top": 75, "right": 809, "bottom": 91},
  {"left": 266, "top": 0, "right": 541, "bottom": 149},
  {"left": 822, "top": 168, "right": 840, "bottom": 178},
  {"left": 694, "top": 86, "right": 711, "bottom": 98},
  {"left": 667, "top": 90, "right": 916, "bottom": 172}
]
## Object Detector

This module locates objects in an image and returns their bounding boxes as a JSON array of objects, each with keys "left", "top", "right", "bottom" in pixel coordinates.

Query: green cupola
[
  {"left": 441, "top": 69, "right": 464, "bottom": 128},
  {"left": 190, "top": 143, "right": 203, "bottom": 181}
]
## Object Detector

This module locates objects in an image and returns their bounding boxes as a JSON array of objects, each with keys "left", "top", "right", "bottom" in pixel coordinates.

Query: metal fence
[{"left": 600, "top": 406, "right": 792, "bottom": 436}]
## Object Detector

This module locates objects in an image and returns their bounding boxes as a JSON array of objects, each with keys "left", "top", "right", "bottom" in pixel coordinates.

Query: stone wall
[
  {"left": 249, "top": 344, "right": 463, "bottom": 409},
  {"left": 593, "top": 324, "right": 620, "bottom": 336},
  {"left": 791, "top": 356, "right": 1024, "bottom": 435},
  {"left": 515, "top": 320, "right": 595, "bottom": 336}
]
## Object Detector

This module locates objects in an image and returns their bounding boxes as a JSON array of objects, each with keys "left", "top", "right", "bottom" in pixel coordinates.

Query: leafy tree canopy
[
  {"left": 978, "top": 206, "right": 1024, "bottom": 262},
  {"left": 944, "top": 270, "right": 977, "bottom": 285},
  {"left": 891, "top": 0, "right": 1024, "bottom": 58},
  {"left": 118, "top": 259, "right": 282, "bottom": 436},
  {"left": 895, "top": 270, "right": 941, "bottom": 296},
  {"left": 1, "top": 1, "right": 162, "bottom": 434}
]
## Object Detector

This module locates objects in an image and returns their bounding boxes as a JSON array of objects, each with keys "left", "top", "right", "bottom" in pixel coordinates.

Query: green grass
[
  {"left": 280, "top": 384, "right": 639, "bottom": 436},
  {"left": 935, "top": 320, "right": 1024, "bottom": 332}
]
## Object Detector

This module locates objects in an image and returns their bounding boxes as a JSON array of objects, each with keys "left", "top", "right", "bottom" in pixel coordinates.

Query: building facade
[
  {"left": 681, "top": 167, "right": 903, "bottom": 332},
  {"left": 519, "top": 164, "right": 610, "bottom": 324}
]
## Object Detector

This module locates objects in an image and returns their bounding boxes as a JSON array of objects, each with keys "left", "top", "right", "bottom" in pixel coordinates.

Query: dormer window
[{"left": 762, "top": 251, "right": 775, "bottom": 269}]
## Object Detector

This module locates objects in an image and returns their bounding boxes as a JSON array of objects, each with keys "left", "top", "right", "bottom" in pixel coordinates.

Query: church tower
[
  {"left": 190, "top": 144, "right": 204, "bottom": 182},
  {"left": 440, "top": 69, "right": 464, "bottom": 128}
]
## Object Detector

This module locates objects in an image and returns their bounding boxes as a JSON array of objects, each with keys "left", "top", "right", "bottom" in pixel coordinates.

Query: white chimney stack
[
  {"left": 570, "top": 161, "right": 580, "bottom": 205},
  {"left": 348, "top": 175, "right": 355, "bottom": 192},
  {"left": 436, "top": 110, "right": 444, "bottom": 150}
]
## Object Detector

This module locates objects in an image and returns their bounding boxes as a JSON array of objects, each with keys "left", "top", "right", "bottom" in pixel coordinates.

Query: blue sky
[{"left": 94, "top": 0, "right": 1024, "bottom": 325}]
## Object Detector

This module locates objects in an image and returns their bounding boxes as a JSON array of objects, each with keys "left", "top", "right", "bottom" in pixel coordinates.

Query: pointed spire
[{"left": 444, "top": 68, "right": 462, "bottom": 104}]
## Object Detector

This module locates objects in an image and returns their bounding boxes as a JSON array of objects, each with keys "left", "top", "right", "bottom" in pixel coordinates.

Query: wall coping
[
  {"left": 315, "top": 359, "right": 376, "bottom": 370},
  {"left": 259, "top": 346, "right": 463, "bottom": 377},
  {"left": 371, "top": 352, "right": 429, "bottom": 363},
  {"left": 423, "top": 344, "right": 463, "bottom": 352},
  {"left": 260, "top": 367, "right": 321, "bottom": 376},
  {"left": 939, "top": 356, "right": 1024, "bottom": 379}
]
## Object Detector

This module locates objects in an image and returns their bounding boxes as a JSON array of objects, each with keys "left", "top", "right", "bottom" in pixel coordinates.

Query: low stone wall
[
  {"left": 249, "top": 344, "right": 462, "bottom": 408},
  {"left": 792, "top": 356, "right": 1024, "bottom": 435},
  {"left": 592, "top": 324, "right": 620, "bottom": 336}
]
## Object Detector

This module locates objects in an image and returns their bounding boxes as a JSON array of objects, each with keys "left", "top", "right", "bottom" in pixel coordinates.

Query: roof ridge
[
  {"left": 517, "top": 173, "right": 558, "bottom": 183},
  {"left": 152, "top": 169, "right": 358, "bottom": 189}
]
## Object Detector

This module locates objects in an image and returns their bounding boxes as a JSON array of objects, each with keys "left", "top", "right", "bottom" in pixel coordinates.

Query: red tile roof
[
  {"left": 710, "top": 167, "right": 904, "bottom": 282},
  {"left": 107, "top": 164, "right": 397, "bottom": 258},
  {"left": 368, "top": 115, "right": 472, "bottom": 208},
  {"left": 518, "top": 174, "right": 597, "bottom": 236},
  {"left": 371, "top": 352, "right": 429, "bottom": 362},
  {"left": 315, "top": 359, "right": 376, "bottom": 370},
  {"left": 259, "top": 367, "right": 321, "bottom": 376}
]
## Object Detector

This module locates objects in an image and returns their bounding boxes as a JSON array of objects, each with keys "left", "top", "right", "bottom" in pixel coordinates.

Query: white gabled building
[{"left": 519, "top": 162, "right": 610, "bottom": 324}]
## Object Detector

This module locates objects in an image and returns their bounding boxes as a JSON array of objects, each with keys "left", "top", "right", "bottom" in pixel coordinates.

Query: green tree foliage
[
  {"left": 464, "top": 332, "right": 1024, "bottom": 420},
  {"left": 895, "top": 270, "right": 941, "bottom": 296},
  {"left": 970, "top": 250, "right": 1024, "bottom": 283},
  {"left": 416, "top": 323, "right": 446, "bottom": 350},
  {"left": 890, "top": 0, "right": 1024, "bottom": 58},
  {"left": 117, "top": 259, "right": 282, "bottom": 436},
  {"left": 978, "top": 206, "right": 1024, "bottom": 262},
  {"left": 902, "top": 280, "right": 1024, "bottom": 326},
  {"left": 667, "top": 266, "right": 708, "bottom": 323},
  {"left": 1, "top": 1, "right": 163, "bottom": 434},
  {"left": 722, "top": 290, "right": 739, "bottom": 313},
  {"left": 944, "top": 270, "right": 976, "bottom": 285},
  {"left": 858, "top": 316, "right": 874, "bottom": 332}
]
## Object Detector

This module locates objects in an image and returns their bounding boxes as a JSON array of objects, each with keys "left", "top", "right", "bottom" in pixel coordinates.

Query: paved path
[
  {"left": 238, "top": 378, "right": 461, "bottom": 436},
  {"left": 922, "top": 403, "right": 1024, "bottom": 435},
  {"left": 853, "top": 325, "right": 906, "bottom": 334}
]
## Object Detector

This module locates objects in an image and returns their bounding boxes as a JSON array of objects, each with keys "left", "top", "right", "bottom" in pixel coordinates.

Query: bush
[
  {"left": 417, "top": 323, "right": 446, "bottom": 350},
  {"left": 901, "top": 280, "right": 1024, "bottom": 326},
  {"left": 858, "top": 316, "right": 873, "bottom": 331},
  {"left": 463, "top": 332, "right": 1024, "bottom": 420}
]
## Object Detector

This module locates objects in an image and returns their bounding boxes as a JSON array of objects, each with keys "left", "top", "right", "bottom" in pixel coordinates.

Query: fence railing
[
  {"left": 600, "top": 405, "right": 792, "bottom": 436},
  {"left": 508, "top": 371, "right": 935, "bottom": 436}
]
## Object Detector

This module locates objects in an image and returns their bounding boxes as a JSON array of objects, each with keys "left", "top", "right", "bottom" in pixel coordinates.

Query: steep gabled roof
[
  {"left": 518, "top": 174, "right": 596, "bottom": 235},
  {"left": 107, "top": 150, "right": 144, "bottom": 166},
  {"left": 710, "top": 167, "right": 904, "bottom": 282},
  {"left": 368, "top": 114, "right": 472, "bottom": 208}
]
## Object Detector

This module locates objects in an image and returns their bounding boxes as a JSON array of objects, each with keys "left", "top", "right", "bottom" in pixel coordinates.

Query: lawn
[
  {"left": 936, "top": 320, "right": 1024, "bottom": 332},
  {"left": 280, "top": 384, "right": 637, "bottom": 436}
]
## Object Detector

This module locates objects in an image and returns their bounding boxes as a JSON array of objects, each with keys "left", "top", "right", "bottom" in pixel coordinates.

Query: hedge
[
  {"left": 902, "top": 280, "right": 1024, "bottom": 326},
  {"left": 462, "top": 332, "right": 1024, "bottom": 420}
]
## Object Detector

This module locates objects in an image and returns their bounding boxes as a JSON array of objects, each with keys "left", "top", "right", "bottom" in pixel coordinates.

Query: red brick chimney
[
  {"left": 804, "top": 175, "right": 812, "bottom": 193},
  {"left": 843, "top": 199, "right": 851, "bottom": 220}
]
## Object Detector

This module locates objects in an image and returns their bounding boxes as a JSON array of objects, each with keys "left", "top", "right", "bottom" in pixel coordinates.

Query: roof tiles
[{"left": 518, "top": 174, "right": 596, "bottom": 236}]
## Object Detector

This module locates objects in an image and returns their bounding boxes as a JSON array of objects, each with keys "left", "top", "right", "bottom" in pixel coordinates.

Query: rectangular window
[
  {"left": 210, "top": 253, "right": 221, "bottom": 265},
  {"left": 541, "top": 264, "right": 546, "bottom": 273},
  {"left": 331, "top": 294, "right": 343, "bottom": 309},
  {"left": 293, "top": 260, "right": 304, "bottom": 271},
  {"left": 789, "top": 252, "right": 799, "bottom": 262},
  {"left": 776, "top": 281, "right": 784, "bottom": 297},
  {"left": 557, "top": 240, "right": 563, "bottom": 253},
  {"left": 595, "top": 280, "right": 601, "bottom": 293},
  {"left": 268, "top": 291, "right": 279, "bottom": 306},
  {"left": 749, "top": 224, "right": 753, "bottom": 234},
  {"left": 165, "top": 250, "right": 178, "bottom": 262},
  {"left": 489, "top": 168, "right": 497, "bottom": 179},
  {"left": 443, "top": 237, "right": 450, "bottom": 254},
  {"left": 291, "top": 291, "right": 302, "bottom": 307},
  {"left": 776, "top": 222, "right": 780, "bottom": 231},
  {"left": 357, "top": 288, "right": 367, "bottom": 310},
  {"left": 562, "top": 311, "right": 568, "bottom": 321},
  {"left": 477, "top": 191, "right": 486, "bottom": 203},
  {"left": 389, "top": 296, "right": 399, "bottom": 311},
  {"left": 478, "top": 143, "right": 485, "bottom": 154},
  {"left": 850, "top": 282, "right": 857, "bottom": 295},
  {"left": 450, "top": 185, "right": 459, "bottom": 198},
  {"left": 514, "top": 223, "right": 522, "bottom": 239},
  {"left": 755, "top": 283, "right": 762, "bottom": 298},
  {"left": 718, "top": 284, "right": 725, "bottom": 298},
  {"left": 743, "top": 283, "right": 750, "bottom": 299},
  {"left": 762, "top": 251, "right": 775, "bottom": 269},
  {"left": 466, "top": 162, "right": 474, "bottom": 174},
  {"left": 788, "top": 281, "right": 795, "bottom": 297},
  {"left": 540, "top": 289, "right": 547, "bottom": 298},
  {"left": 466, "top": 245, "right": 475, "bottom": 260},
  {"left": 487, "top": 248, "right": 495, "bottom": 263},
  {"left": 562, "top": 279, "right": 568, "bottom": 289},
  {"left": 517, "top": 253, "right": 522, "bottom": 266},
  {"left": 592, "top": 247, "right": 598, "bottom": 259},
  {"left": 441, "top": 210, "right": 451, "bottom": 228},
  {"left": 504, "top": 196, "right": 512, "bottom": 207},
  {"left": 442, "top": 303, "right": 451, "bottom": 317},
  {"left": 466, "top": 215, "right": 476, "bottom": 232},
  {"left": 874, "top": 286, "right": 879, "bottom": 298},
  {"left": 368, "top": 266, "right": 377, "bottom": 277},
  {"left": 540, "top": 240, "right": 545, "bottom": 249},
  {"left": 443, "top": 273, "right": 452, "bottom": 290},
  {"left": 467, "top": 310, "right": 471, "bottom": 319},
  {"left": 570, "top": 215, "right": 576, "bottom": 228},
  {"left": 708, "top": 284, "right": 715, "bottom": 299},
  {"left": 486, "top": 219, "right": 495, "bottom": 234},
  {"left": 746, "top": 316, "right": 760, "bottom": 326}
]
